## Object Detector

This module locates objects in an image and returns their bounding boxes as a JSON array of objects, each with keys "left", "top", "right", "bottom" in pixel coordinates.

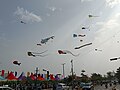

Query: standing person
[
  {"left": 105, "top": 83, "right": 108, "bottom": 89},
  {"left": 112, "top": 86, "right": 116, "bottom": 90},
  {"left": 53, "top": 83, "right": 56, "bottom": 90},
  {"left": 109, "top": 83, "right": 112, "bottom": 87}
]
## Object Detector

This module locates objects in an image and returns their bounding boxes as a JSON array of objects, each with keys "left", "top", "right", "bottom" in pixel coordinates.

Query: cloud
[
  {"left": 103, "top": 13, "right": 120, "bottom": 29},
  {"left": 96, "top": 13, "right": 120, "bottom": 31},
  {"left": 46, "top": 6, "right": 62, "bottom": 17},
  {"left": 106, "top": 0, "right": 120, "bottom": 8},
  {"left": 14, "top": 7, "right": 42, "bottom": 23},
  {"left": 95, "top": 13, "right": 120, "bottom": 43},
  {"left": 48, "top": 7, "right": 56, "bottom": 12}
]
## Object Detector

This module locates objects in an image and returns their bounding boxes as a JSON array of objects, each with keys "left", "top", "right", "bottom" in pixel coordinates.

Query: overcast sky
[{"left": 1, "top": 0, "right": 120, "bottom": 77}]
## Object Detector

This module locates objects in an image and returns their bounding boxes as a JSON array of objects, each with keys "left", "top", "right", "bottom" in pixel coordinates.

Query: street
[
  {"left": 42, "top": 84, "right": 120, "bottom": 90},
  {"left": 94, "top": 84, "right": 120, "bottom": 90}
]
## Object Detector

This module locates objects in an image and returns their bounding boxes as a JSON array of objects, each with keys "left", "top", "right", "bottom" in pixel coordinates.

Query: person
[
  {"left": 112, "top": 86, "right": 116, "bottom": 90},
  {"left": 105, "top": 83, "right": 108, "bottom": 89},
  {"left": 100, "top": 82, "right": 103, "bottom": 86},
  {"left": 113, "top": 81, "right": 116, "bottom": 85},
  {"left": 53, "top": 83, "right": 56, "bottom": 90},
  {"left": 109, "top": 83, "right": 112, "bottom": 87}
]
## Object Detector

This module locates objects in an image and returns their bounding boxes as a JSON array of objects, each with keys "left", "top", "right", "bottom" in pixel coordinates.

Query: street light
[
  {"left": 62, "top": 63, "right": 65, "bottom": 78},
  {"left": 43, "top": 69, "right": 47, "bottom": 72},
  {"left": 43, "top": 69, "right": 49, "bottom": 80},
  {"left": 34, "top": 67, "right": 39, "bottom": 89},
  {"left": 35, "top": 67, "right": 39, "bottom": 79}
]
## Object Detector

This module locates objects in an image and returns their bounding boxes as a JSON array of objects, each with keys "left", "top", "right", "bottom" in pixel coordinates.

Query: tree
[
  {"left": 91, "top": 73, "right": 103, "bottom": 83},
  {"left": 106, "top": 71, "right": 115, "bottom": 81},
  {"left": 81, "top": 70, "right": 85, "bottom": 77},
  {"left": 115, "top": 67, "right": 120, "bottom": 83}
]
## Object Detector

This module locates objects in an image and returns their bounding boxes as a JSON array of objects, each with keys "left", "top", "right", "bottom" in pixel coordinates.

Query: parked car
[
  {"left": 0, "top": 86, "right": 14, "bottom": 90},
  {"left": 80, "top": 82, "right": 94, "bottom": 90},
  {"left": 56, "top": 83, "right": 69, "bottom": 90}
]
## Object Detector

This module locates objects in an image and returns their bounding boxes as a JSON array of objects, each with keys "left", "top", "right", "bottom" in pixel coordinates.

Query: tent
[
  {"left": 6, "top": 72, "right": 18, "bottom": 80},
  {"left": 50, "top": 74, "right": 55, "bottom": 80},
  {"left": 29, "top": 73, "right": 35, "bottom": 80},
  {"left": 18, "top": 72, "right": 26, "bottom": 80},
  {"left": 37, "top": 76, "right": 45, "bottom": 81},
  {"left": 0, "top": 76, "right": 5, "bottom": 81}
]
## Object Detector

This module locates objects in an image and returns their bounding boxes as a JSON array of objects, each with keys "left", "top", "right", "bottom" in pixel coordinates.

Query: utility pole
[
  {"left": 71, "top": 60, "right": 73, "bottom": 77},
  {"left": 71, "top": 59, "right": 74, "bottom": 90},
  {"left": 62, "top": 63, "right": 65, "bottom": 78},
  {"left": 35, "top": 67, "right": 39, "bottom": 89},
  {"left": 35, "top": 67, "right": 39, "bottom": 77},
  {"left": 35, "top": 67, "right": 39, "bottom": 80}
]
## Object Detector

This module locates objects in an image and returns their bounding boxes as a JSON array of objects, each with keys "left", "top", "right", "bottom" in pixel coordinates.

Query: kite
[
  {"left": 73, "top": 34, "right": 86, "bottom": 37},
  {"left": 37, "top": 44, "right": 42, "bottom": 46},
  {"left": 58, "top": 50, "right": 80, "bottom": 57},
  {"left": 75, "top": 43, "right": 92, "bottom": 49},
  {"left": 20, "top": 21, "right": 26, "bottom": 24},
  {"left": 43, "top": 69, "right": 47, "bottom": 72},
  {"left": 95, "top": 49, "right": 102, "bottom": 51},
  {"left": 13, "top": 61, "right": 21, "bottom": 65},
  {"left": 82, "top": 26, "right": 90, "bottom": 31},
  {"left": 78, "top": 34, "right": 86, "bottom": 37},
  {"left": 37, "top": 36, "right": 55, "bottom": 46},
  {"left": 80, "top": 40, "right": 83, "bottom": 42},
  {"left": 27, "top": 50, "right": 48, "bottom": 57},
  {"left": 73, "top": 34, "right": 77, "bottom": 37},
  {"left": 88, "top": 14, "right": 99, "bottom": 18},
  {"left": 110, "top": 57, "right": 120, "bottom": 61}
]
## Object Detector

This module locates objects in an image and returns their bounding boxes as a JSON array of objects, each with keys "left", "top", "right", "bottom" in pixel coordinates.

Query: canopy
[
  {"left": 18, "top": 72, "right": 26, "bottom": 80},
  {"left": 6, "top": 72, "right": 18, "bottom": 80},
  {"left": 0, "top": 76, "right": 5, "bottom": 80},
  {"left": 37, "top": 76, "right": 45, "bottom": 81}
]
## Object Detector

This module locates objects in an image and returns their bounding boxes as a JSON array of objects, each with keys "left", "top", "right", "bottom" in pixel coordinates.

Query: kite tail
[
  {"left": 35, "top": 54, "right": 48, "bottom": 57},
  {"left": 32, "top": 50, "right": 48, "bottom": 54},
  {"left": 65, "top": 50, "right": 80, "bottom": 57},
  {"left": 75, "top": 43, "right": 92, "bottom": 49},
  {"left": 70, "top": 53, "right": 80, "bottom": 57}
]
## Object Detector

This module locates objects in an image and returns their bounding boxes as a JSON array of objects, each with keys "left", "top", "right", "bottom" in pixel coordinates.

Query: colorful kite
[
  {"left": 58, "top": 50, "right": 80, "bottom": 57},
  {"left": 27, "top": 50, "right": 48, "bottom": 57},
  {"left": 75, "top": 43, "right": 92, "bottom": 49},
  {"left": 13, "top": 61, "right": 21, "bottom": 65},
  {"left": 37, "top": 36, "right": 55, "bottom": 46}
]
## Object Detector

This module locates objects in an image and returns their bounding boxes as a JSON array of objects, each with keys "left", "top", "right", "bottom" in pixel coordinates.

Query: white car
[
  {"left": 56, "top": 83, "right": 69, "bottom": 90},
  {"left": 0, "top": 86, "right": 14, "bottom": 90},
  {"left": 81, "top": 83, "right": 94, "bottom": 90}
]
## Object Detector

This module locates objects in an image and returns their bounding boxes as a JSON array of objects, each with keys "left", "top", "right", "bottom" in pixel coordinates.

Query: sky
[{"left": 1, "top": 0, "right": 120, "bottom": 77}]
